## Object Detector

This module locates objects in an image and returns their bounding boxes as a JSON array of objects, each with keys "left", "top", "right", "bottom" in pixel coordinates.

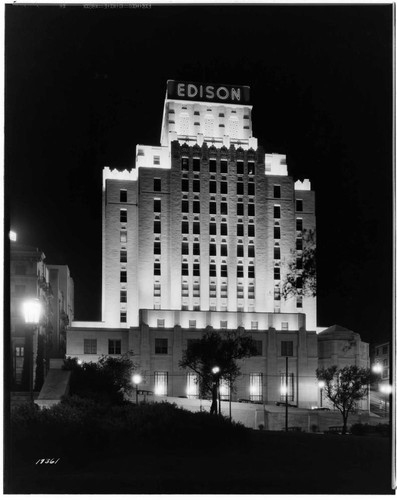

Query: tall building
[{"left": 68, "top": 80, "right": 321, "bottom": 407}]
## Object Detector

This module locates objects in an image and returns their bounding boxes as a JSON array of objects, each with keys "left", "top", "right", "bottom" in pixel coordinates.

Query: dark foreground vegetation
[{"left": 7, "top": 398, "right": 393, "bottom": 494}]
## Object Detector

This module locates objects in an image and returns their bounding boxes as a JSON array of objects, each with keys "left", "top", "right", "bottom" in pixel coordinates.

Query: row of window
[
  {"left": 181, "top": 158, "right": 255, "bottom": 176},
  {"left": 181, "top": 263, "right": 255, "bottom": 278},
  {"left": 155, "top": 319, "right": 290, "bottom": 330}
]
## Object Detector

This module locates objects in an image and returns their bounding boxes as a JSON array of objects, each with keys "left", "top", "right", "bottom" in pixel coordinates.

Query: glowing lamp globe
[
  {"left": 132, "top": 374, "right": 142, "bottom": 385},
  {"left": 23, "top": 299, "right": 42, "bottom": 324}
]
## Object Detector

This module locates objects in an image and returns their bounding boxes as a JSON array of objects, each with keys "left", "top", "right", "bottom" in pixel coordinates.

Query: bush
[{"left": 351, "top": 423, "right": 390, "bottom": 436}]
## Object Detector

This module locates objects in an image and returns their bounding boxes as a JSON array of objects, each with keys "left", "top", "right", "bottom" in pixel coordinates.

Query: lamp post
[
  {"left": 318, "top": 380, "right": 325, "bottom": 407},
  {"left": 380, "top": 384, "right": 392, "bottom": 418},
  {"left": 212, "top": 366, "right": 220, "bottom": 415},
  {"left": 371, "top": 363, "right": 383, "bottom": 413},
  {"left": 132, "top": 374, "right": 142, "bottom": 405},
  {"left": 23, "top": 299, "right": 42, "bottom": 403},
  {"left": 280, "top": 356, "right": 289, "bottom": 432}
]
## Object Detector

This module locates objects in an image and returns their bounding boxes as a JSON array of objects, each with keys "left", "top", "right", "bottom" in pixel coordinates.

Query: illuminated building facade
[{"left": 67, "top": 80, "right": 360, "bottom": 409}]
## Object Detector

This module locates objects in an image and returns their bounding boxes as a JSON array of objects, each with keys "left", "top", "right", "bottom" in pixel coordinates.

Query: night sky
[{"left": 5, "top": 4, "right": 393, "bottom": 345}]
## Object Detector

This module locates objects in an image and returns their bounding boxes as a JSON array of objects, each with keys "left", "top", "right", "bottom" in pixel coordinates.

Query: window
[
  {"left": 108, "top": 339, "right": 121, "bottom": 355},
  {"left": 209, "top": 159, "right": 217, "bottom": 172},
  {"left": 182, "top": 221, "right": 189, "bottom": 234},
  {"left": 248, "top": 224, "right": 255, "bottom": 237},
  {"left": 220, "top": 160, "right": 228, "bottom": 173},
  {"left": 253, "top": 340, "right": 262, "bottom": 356},
  {"left": 280, "top": 373, "right": 294, "bottom": 401},
  {"left": 193, "top": 263, "right": 200, "bottom": 276},
  {"left": 237, "top": 203, "right": 244, "bottom": 216},
  {"left": 154, "top": 178, "right": 161, "bottom": 191},
  {"left": 182, "top": 282, "right": 189, "bottom": 296},
  {"left": 209, "top": 243, "right": 216, "bottom": 256},
  {"left": 120, "top": 250, "right": 127, "bottom": 263},
  {"left": 220, "top": 182, "right": 228, "bottom": 194},
  {"left": 155, "top": 338, "right": 168, "bottom": 354},
  {"left": 274, "top": 226, "right": 281, "bottom": 239},
  {"left": 193, "top": 180, "right": 200, "bottom": 192},
  {"left": 181, "top": 242, "right": 189, "bottom": 255},
  {"left": 157, "top": 319, "right": 165, "bottom": 328},
  {"left": 189, "top": 320, "right": 197, "bottom": 328},
  {"left": 15, "top": 346, "right": 24, "bottom": 357},
  {"left": 154, "top": 155, "right": 160, "bottom": 165},
  {"left": 210, "top": 264, "right": 216, "bottom": 277},
  {"left": 274, "top": 247, "right": 281, "bottom": 260},
  {"left": 281, "top": 341, "right": 293, "bottom": 357},
  {"left": 221, "top": 265, "right": 228, "bottom": 277},
  {"left": 251, "top": 321, "right": 258, "bottom": 330},
  {"left": 248, "top": 183, "right": 255, "bottom": 196},
  {"left": 274, "top": 205, "right": 281, "bottom": 219},
  {"left": 296, "top": 276, "right": 303, "bottom": 289},
  {"left": 84, "top": 339, "right": 97, "bottom": 354},
  {"left": 221, "top": 284, "right": 228, "bottom": 298},
  {"left": 237, "top": 265, "right": 244, "bottom": 278},
  {"left": 248, "top": 204, "right": 255, "bottom": 216},
  {"left": 120, "top": 290, "right": 127, "bottom": 303},
  {"left": 193, "top": 201, "right": 200, "bottom": 213},
  {"left": 210, "top": 283, "right": 217, "bottom": 297},
  {"left": 182, "top": 262, "right": 189, "bottom": 275},
  {"left": 219, "top": 379, "right": 230, "bottom": 401},
  {"left": 182, "top": 200, "right": 189, "bottom": 212},
  {"left": 182, "top": 179, "right": 189, "bottom": 192},
  {"left": 210, "top": 180, "right": 217, "bottom": 193},
  {"left": 120, "top": 311, "right": 127, "bottom": 323},
  {"left": 274, "top": 267, "right": 281, "bottom": 280},
  {"left": 248, "top": 245, "right": 255, "bottom": 258},
  {"left": 120, "top": 209, "right": 127, "bottom": 223},
  {"left": 154, "top": 241, "right": 161, "bottom": 254},
  {"left": 120, "top": 270, "right": 127, "bottom": 283},
  {"left": 296, "top": 199, "right": 303, "bottom": 212},
  {"left": 296, "top": 296, "right": 303, "bottom": 308},
  {"left": 296, "top": 238, "right": 303, "bottom": 251},
  {"left": 193, "top": 158, "right": 200, "bottom": 172},
  {"left": 220, "top": 320, "right": 228, "bottom": 329},
  {"left": 154, "top": 262, "right": 161, "bottom": 275},
  {"left": 274, "top": 287, "right": 281, "bottom": 301},
  {"left": 237, "top": 161, "right": 244, "bottom": 174},
  {"left": 209, "top": 201, "right": 216, "bottom": 214},
  {"left": 120, "top": 190, "right": 127, "bottom": 203},
  {"left": 220, "top": 223, "right": 228, "bottom": 236},
  {"left": 120, "top": 231, "right": 127, "bottom": 243},
  {"left": 296, "top": 257, "right": 303, "bottom": 270},
  {"left": 187, "top": 373, "right": 199, "bottom": 399},
  {"left": 181, "top": 157, "right": 189, "bottom": 170},
  {"left": 221, "top": 244, "right": 228, "bottom": 256},
  {"left": 237, "top": 245, "right": 244, "bottom": 257},
  {"left": 248, "top": 284, "right": 255, "bottom": 299},
  {"left": 154, "top": 220, "right": 161, "bottom": 233},
  {"left": 154, "top": 199, "right": 161, "bottom": 212},
  {"left": 274, "top": 185, "right": 281, "bottom": 198},
  {"left": 250, "top": 373, "right": 263, "bottom": 401},
  {"left": 154, "top": 283, "right": 161, "bottom": 296},
  {"left": 237, "top": 223, "right": 244, "bottom": 236},
  {"left": 248, "top": 162, "right": 255, "bottom": 175},
  {"left": 193, "top": 222, "right": 200, "bottom": 234},
  {"left": 237, "top": 284, "right": 244, "bottom": 298},
  {"left": 237, "top": 182, "right": 244, "bottom": 195},
  {"left": 296, "top": 218, "right": 303, "bottom": 231},
  {"left": 220, "top": 202, "right": 228, "bottom": 215},
  {"left": 248, "top": 265, "right": 255, "bottom": 278},
  {"left": 154, "top": 371, "right": 168, "bottom": 396},
  {"left": 193, "top": 243, "right": 200, "bottom": 255},
  {"left": 281, "top": 322, "right": 289, "bottom": 330},
  {"left": 209, "top": 222, "right": 216, "bottom": 235}
]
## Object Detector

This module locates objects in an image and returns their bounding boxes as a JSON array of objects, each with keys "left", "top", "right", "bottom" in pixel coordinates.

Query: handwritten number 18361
[{"left": 36, "top": 458, "right": 61, "bottom": 465}]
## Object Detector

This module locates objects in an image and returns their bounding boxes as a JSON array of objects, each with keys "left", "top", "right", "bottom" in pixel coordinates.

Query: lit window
[
  {"left": 120, "top": 190, "right": 127, "bottom": 203},
  {"left": 281, "top": 322, "right": 289, "bottom": 331},
  {"left": 219, "top": 378, "right": 230, "bottom": 401},
  {"left": 108, "top": 339, "right": 121, "bottom": 355},
  {"left": 187, "top": 373, "right": 199, "bottom": 399},
  {"left": 250, "top": 373, "right": 263, "bottom": 401},
  {"left": 189, "top": 320, "right": 197, "bottom": 328},
  {"left": 154, "top": 283, "right": 161, "bottom": 297},
  {"left": 297, "top": 296, "right": 303, "bottom": 308},
  {"left": 120, "top": 209, "right": 127, "bottom": 223},
  {"left": 274, "top": 287, "right": 281, "bottom": 301},
  {"left": 154, "top": 178, "right": 161, "bottom": 191},
  {"left": 221, "top": 284, "right": 228, "bottom": 298},
  {"left": 120, "top": 231, "right": 127, "bottom": 243},
  {"left": 120, "top": 290, "right": 127, "bottom": 303},
  {"left": 84, "top": 339, "right": 97, "bottom": 354},
  {"left": 154, "top": 155, "right": 160, "bottom": 165},
  {"left": 154, "top": 241, "right": 161, "bottom": 254},
  {"left": 157, "top": 319, "right": 165, "bottom": 328},
  {"left": 15, "top": 346, "right": 24, "bottom": 357},
  {"left": 248, "top": 284, "right": 255, "bottom": 299},
  {"left": 296, "top": 199, "right": 303, "bottom": 212},
  {"left": 193, "top": 283, "right": 200, "bottom": 297},
  {"left": 251, "top": 321, "right": 258, "bottom": 330},
  {"left": 120, "top": 312, "right": 127, "bottom": 323},
  {"left": 154, "top": 199, "right": 161, "bottom": 212},
  {"left": 237, "top": 284, "right": 244, "bottom": 298},
  {"left": 155, "top": 338, "right": 168, "bottom": 354},
  {"left": 220, "top": 320, "right": 228, "bottom": 329},
  {"left": 280, "top": 373, "right": 294, "bottom": 401},
  {"left": 182, "top": 282, "right": 189, "bottom": 296},
  {"left": 120, "top": 270, "right": 127, "bottom": 283},
  {"left": 210, "top": 283, "right": 216, "bottom": 297},
  {"left": 274, "top": 185, "right": 281, "bottom": 198},
  {"left": 154, "top": 371, "right": 168, "bottom": 396}
]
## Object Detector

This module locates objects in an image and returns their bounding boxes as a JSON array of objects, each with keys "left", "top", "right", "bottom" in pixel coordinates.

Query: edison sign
[{"left": 167, "top": 80, "right": 250, "bottom": 105}]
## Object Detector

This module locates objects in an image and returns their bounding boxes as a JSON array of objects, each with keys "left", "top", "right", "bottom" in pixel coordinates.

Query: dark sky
[{"left": 5, "top": 4, "right": 393, "bottom": 344}]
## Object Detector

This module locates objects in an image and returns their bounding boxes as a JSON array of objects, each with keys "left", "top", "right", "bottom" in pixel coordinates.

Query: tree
[
  {"left": 316, "top": 365, "right": 372, "bottom": 434},
  {"left": 282, "top": 228, "right": 316, "bottom": 299},
  {"left": 179, "top": 329, "right": 257, "bottom": 414},
  {"left": 63, "top": 352, "right": 137, "bottom": 405}
]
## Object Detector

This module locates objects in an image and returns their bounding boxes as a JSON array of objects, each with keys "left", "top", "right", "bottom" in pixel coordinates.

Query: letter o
[{"left": 216, "top": 87, "right": 229, "bottom": 100}]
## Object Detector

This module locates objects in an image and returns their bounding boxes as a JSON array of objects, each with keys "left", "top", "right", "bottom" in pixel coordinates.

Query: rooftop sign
[{"left": 167, "top": 80, "right": 250, "bottom": 105}]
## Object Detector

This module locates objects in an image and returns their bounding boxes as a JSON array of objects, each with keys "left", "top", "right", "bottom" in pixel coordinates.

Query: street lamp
[
  {"left": 23, "top": 299, "right": 42, "bottom": 403},
  {"left": 380, "top": 383, "right": 392, "bottom": 418},
  {"left": 132, "top": 374, "right": 142, "bottom": 405},
  {"left": 212, "top": 366, "right": 220, "bottom": 415},
  {"left": 280, "top": 382, "right": 288, "bottom": 432},
  {"left": 318, "top": 380, "right": 325, "bottom": 407},
  {"left": 372, "top": 363, "right": 383, "bottom": 375}
]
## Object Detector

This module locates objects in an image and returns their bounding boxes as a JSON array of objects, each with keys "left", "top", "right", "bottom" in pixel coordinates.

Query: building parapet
[
  {"left": 295, "top": 179, "right": 311, "bottom": 191},
  {"left": 103, "top": 166, "right": 138, "bottom": 189}
]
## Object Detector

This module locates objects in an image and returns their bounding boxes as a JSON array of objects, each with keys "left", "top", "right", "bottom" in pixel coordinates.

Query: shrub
[{"left": 351, "top": 423, "right": 390, "bottom": 436}]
